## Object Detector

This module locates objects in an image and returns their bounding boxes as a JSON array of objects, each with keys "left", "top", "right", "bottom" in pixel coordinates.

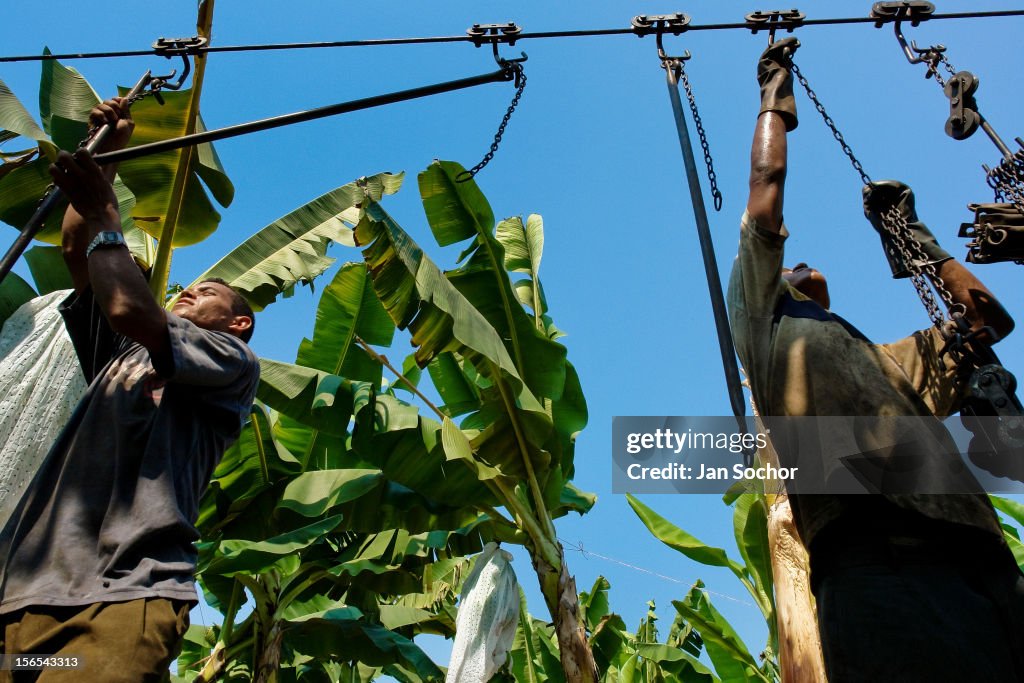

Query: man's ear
[{"left": 228, "top": 315, "right": 253, "bottom": 338}]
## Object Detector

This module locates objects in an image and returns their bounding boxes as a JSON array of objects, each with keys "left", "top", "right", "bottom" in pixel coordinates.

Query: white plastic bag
[{"left": 446, "top": 542, "right": 520, "bottom": 683}]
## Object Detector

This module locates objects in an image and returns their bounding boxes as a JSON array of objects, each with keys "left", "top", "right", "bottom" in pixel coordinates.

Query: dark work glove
[
  {"left": 757, "top": 37, "right": 800, "bottom": 131},
  {"left": 863, "top": 180, "right": 953, "bottom": 279}
]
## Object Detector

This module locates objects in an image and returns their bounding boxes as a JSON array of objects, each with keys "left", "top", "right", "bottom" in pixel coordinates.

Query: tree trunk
[
  {"left": 532, "top": 543, "right": 599, "bottom": 683},
  {"left": 254, "top": 620, "right": 284, "bottom": 683},
  {"left": 766, "top": 494, "right": 827, "bottom": 683}
]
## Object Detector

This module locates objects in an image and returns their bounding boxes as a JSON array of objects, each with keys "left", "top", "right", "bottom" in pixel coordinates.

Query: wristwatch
[{"left": 85, "top": 231, "right": 127, "bottom": 258}]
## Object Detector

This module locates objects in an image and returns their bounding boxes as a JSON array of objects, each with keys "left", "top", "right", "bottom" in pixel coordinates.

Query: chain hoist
[
  {"left": 872, "top": 0, "right": 1024, "bottom": 267},
  {"left": 792, "top": 56, "right": 969, "bottom": 329},
  {"left": 794, "top": 53, "right": 1016, "bottom": 359}
]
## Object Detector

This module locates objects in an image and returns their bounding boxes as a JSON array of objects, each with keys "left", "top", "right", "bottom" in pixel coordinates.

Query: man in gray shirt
[{"left": 0, "top": 98, "right": 259, "bottom": 680}]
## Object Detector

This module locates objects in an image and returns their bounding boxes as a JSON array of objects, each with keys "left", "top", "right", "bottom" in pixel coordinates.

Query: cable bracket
[
  {"left": 870, "top": 1, "right": 936, "bottom": 27},
  {"left": 630, "top": 13, "right": 691, "bottom": 37},
  {"left": 466, "top": 23, "right": 522, "bottom": 47},
  {"left": 745, "top": 9, "right": 806, "bottom": 44},
  {"left": 152, "top": 36, "right": 208, "bottom": 57}
]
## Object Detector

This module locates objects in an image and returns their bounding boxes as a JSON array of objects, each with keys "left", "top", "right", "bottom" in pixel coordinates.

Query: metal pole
[
  {"left": 0, "top": 71, "right": 154, "bottom": 287},
  {"left": 663, "top": 61, "right": 750, "bottom": 431},
  {"left": 94, "top": 67, "right": 513, "bottom": 166}
]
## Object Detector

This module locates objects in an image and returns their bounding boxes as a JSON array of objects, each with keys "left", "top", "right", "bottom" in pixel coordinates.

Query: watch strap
[{"left": 85, "top": 231, "right": 127, "bottom": 258}]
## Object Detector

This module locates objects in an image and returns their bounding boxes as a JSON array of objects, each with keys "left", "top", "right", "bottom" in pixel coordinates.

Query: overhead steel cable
[{"left": 2, "top": 8, "right": 1023, "bottom": 63}]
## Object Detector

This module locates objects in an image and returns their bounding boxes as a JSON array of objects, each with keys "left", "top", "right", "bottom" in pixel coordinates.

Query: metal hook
[
  {"left": 891, "top": 18, "right": 946, "bottom": 68},
  {"left": 870, "top": 2, "right": 942, "bottom": 68},
  {"left": 143, "top": 37, "right": 208, "bottom": 103},
  {"left": 656, "top": 31, "right": 691, "bottom": 65}
]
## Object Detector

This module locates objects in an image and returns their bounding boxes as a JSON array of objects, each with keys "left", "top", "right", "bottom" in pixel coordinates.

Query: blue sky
[{"left": 4, "top": 0, "right": 1023, "bottom": 674}]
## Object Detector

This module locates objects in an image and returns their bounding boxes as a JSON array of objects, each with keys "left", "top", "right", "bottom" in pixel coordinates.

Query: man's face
[
  {"left": 782, "top": 262, "right": 830, "bottom": 309},
  {"left": 171, "top": 281, "right": 252, "bottom": 338}
]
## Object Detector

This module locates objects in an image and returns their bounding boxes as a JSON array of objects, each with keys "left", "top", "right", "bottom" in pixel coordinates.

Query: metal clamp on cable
[
  {"left": 870, "top": 1, "right": 935, "bottom": 27},
  {"left": 745, "top": 10, "right": 806, "bottom": 45},
  {"left": 466, "top": 23, "right": 526, "bottom": 75},
  {"left": 467, "top": 23, "right": 521, "bottom": 49},
  {"left": 152, "top": 36, "right": 208, "bottom": 57},
  {"left": 630, "top": 13, "right": 690, "bottom": 38}
]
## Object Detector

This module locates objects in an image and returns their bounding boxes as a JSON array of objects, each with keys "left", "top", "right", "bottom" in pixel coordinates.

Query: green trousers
[{"left": 0, "top": 598, "right": 189, "bottom": 682}]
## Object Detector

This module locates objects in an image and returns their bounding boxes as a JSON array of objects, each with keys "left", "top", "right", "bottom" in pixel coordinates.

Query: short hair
[{"left": 201, "top": 278, "right": 256, "bottom": 343}]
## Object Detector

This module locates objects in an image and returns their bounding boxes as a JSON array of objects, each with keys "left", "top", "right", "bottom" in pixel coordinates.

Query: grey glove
[
  {"left": 863, "top": 180, "right": 953, "bottom": 279},
  {"left": 757, "top": 37, "right": 800, "bottom": 131}
]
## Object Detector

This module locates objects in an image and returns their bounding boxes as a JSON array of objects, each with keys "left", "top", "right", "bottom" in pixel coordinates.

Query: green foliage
[
  {"left": 180, "top": 160, "right": 597, "bottom": 681},
  {"left": 0, "top": 271, "right": 35, "bottom": 328},
  {"left": 186, "top": 176, "right": 402, "bottom": 312},
  {"left": 991, "top": 495, "right": 1024, "bottom": 570},
  {"left": 0, "top": 57, "right": 227, "bottom": 254},
  {"left": 506, "top": 578, "right": 719, "bottom": 683},
  {"left": 627, "top": 494, "right": 778, "bottom": 682},
  {"left": 4, "top": 52, "right": 595, "bottom": 674}
]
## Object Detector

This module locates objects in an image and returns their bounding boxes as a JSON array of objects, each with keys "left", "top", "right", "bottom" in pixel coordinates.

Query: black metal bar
[
  {"left": 979, "top": 116, "right": 1014, "bottom": 159},
  {"left": 0, "top": 71, "right": 154, "bottom": 287},
  {"left": 4, "top": 9, "right": 1023, "bottom": 63},
  {"left": 94, "top": 67, "right": 512, "bottom": 166},
  {"left": 663, "top": 61, "right": 749, "bottom": 428}
]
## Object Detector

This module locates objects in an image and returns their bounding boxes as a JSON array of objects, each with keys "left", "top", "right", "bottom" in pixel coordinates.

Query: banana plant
[
  {"left": 505, "top": 577, "right": 717, "bottom": 683},
  {"left": 344, "top": 160, "right": 598, "bottom": 681},
  {"left": 627, "top": 493, "right": 779, "bottom": 683}
]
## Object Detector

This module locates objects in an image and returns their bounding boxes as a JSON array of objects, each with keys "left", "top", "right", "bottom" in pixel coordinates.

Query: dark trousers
[
  {"left": 0, "top": 598, "right": 189, "bottom": 682},
  {"left": 811, "top": 524, "right": 1024, "bottom": 683}
]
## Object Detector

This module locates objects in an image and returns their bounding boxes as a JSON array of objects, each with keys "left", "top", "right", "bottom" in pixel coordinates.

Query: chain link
[
  {"left": 791, "top": 61, "right": 873, "bottom": 187},
  {"left": 457, "top": 62, "right": 526, "bottom": 183},
  {"left": 987, "top": 150, "right": 1024, "bottom": 217},
  {"left": 923, "top": 50, "right": 957, "bottom": 89},
  {"left": 676, "top": 60, "right": 723, "bottom": 211},
  {"left": 877, "top": 205, "right": 964, "bottom": 330}
]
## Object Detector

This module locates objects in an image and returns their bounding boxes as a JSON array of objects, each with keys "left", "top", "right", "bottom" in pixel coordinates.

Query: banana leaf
[
  {"left": 188, "top": 173, "right": 402, "bottom": 311},
  {"left": 419, "top": 161, "right": 567, "bottom": 401},
  {"left": 672, "top": 582, "right": 770, "bottom": 683}
]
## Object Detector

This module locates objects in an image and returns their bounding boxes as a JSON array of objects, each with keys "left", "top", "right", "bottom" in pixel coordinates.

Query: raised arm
[
  {"left": 50, "top": 102, "right": 170, "bottom": 358},
  {"left": 863, "top": 180, "right": 1014, "bottom": 342},
  {"left": 60, "top": 98, "right": 135, "bottom": 293},
  {"left": 746, "top": 38, "right": 800, "bottom": 234}
]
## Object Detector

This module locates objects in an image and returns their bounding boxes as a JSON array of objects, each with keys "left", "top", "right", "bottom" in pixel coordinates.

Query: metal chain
[
  {"left": 987, "top": 150, "right": 1024, "bottom": 216},
  {"left": 877, "top": 205, "right": 965, "bottom": 331},
  {"left": 676, "top": 61, "right": 723, "bottom": 211},
  {"left": 790, "top": 61, "right": 962, "bottom": 329},
  {"left": 923, "top": 51, "right": 957, "bottom": 88},
  {"left": 918, "top": 46, "right": 1024, "bottom": 219},
  {"left": 457, "top": 62, "right": 526, "bottom": 182},
  {"left": 791, "top": 61, "right": 873, "bottom": 187}
]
